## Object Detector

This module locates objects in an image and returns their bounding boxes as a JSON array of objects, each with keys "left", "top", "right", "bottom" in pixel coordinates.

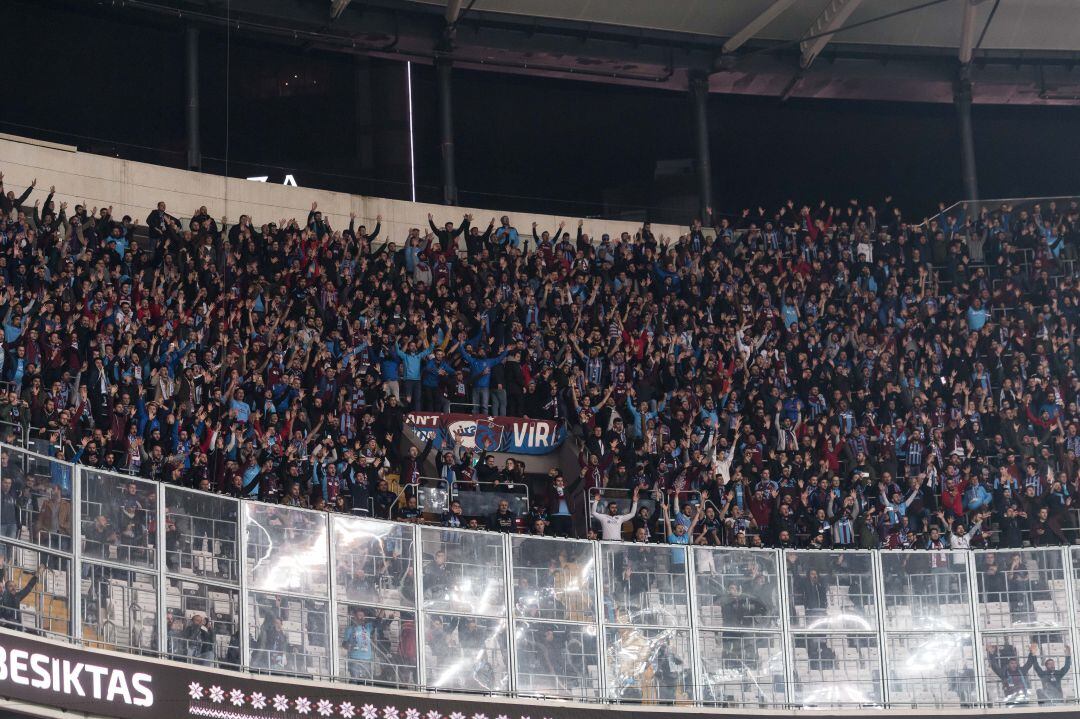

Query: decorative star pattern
[
  {"left": 187, "top": 683, "right": 553, "bottom": 719},
  {"left": 189, "top": 707, "right": 252, "bottom": 719}
]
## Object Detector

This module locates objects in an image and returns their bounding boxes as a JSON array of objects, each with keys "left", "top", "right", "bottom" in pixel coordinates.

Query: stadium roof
[
  {"left": 107, "top": 0, "right": 1080, "bottom": 104},
  {"left": 412, "top": 0, "right": 1077, "bottom": 53}
]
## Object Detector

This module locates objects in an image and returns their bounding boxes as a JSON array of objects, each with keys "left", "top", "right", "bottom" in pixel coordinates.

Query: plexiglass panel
[
  {"left": 694, "top": 547, "right": 780, "bottom": 630},
  {"left": 1, "top": 446, "right": 73, "bottom": 553},
  {"left": 881, "top": 551, "right": 973, "bottom": 632},
  {"left": 697, "top": 630, "right": 785, "bottom": 707},
  {"left": 422, "top": 613, "right": 509, "bottom": 692},
  {"left": 420, "top": 527, "right": 506, "bottom": 616},
  {"left": 418, "top": 480, "right": 451, "bottom": 516},
  {"left": 165, "top": 576, "right": 241, "bottom": 667},
  {"left": 603, "top": 626, "right": 692, "bottom": 703},
  {"left": 790, "top": 633, "right": 882, "bottom": 706},
  {"left": 975, "top": 549, "right": 1069, "bottom": 630},
  {"left": 982, "top": 631, "right": 1075, "bottom": 704},
  {"left": 336, "top": 604, "right": 417, "bottom": 688},
  {"left": 333, "top": 516, "right": 416, "bottom": 608},
  {"left": 601, "top": 543, "right": 689, "bottom": 627},
  {"left": 80, "top": 469, "right": 158, "bottom": 568},
  {"left": 786, "top": 551, "right": 877, "bottom": 632},
  {"left": 0, "top": 540, "right": 71, "bottom": 639},
  {"left": 457, "top": 487, "right": 529, "bottom": 520},
  {"left": 1072, "top": 547, "right": 1080, "bottom": 621},
  {"left": 886, "top": 633, "right": 977, "bottom": 708},
  {"left": 81, "top": 562, "right": 158, "bottom": 655},
  {"left": 244, "top": 503, "right": 329, "bottom": 596},
  {"left": 165, "top": 486, "right": 239, "bottom": 582},
  {"left": 511, "top": 536, "right": 596, "bottom": 622},
  {"left": 514, "top": 619, "right": 600, "bottom": 700},
  {"left": 28, "top": 451, "right": 1080, "bottom": 711},
  {"left": 248, "top": 591, "right": 331, "bottom": 677}
]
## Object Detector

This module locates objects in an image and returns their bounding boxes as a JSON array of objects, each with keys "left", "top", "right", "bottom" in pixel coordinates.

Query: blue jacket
[
  {"left": 495, "top": 226, "right": 520, "bottom": 248},
  {"left": 379, "top": 349, "right": 401, "bottom": 381},
  {"left": 964, "top": 483, "right": 992, "bottom": 511},
  {"left": 422, "top": 358, "right": 454, "bottom": 388},
  {"left": 405, "top": 245, "right": 422, "bottom": 273},
  {"left": 652, "top": 263, "right": 681, "bottom": 293},
  {"left": 459, "top": 346, "right": 506, "bottom": 389},
  {"left": 397, "top": 345, "right": 433, "bottom": 381},
  {"left": 967, "top": 306, "right": 990, "bottom": 331}
]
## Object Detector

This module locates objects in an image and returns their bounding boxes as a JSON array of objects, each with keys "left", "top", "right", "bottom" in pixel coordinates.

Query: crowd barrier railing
[{"left": 4, "top": 440, "right": 1080, "bottom": 710}]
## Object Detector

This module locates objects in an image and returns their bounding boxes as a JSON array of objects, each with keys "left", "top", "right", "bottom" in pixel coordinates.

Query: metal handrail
[
  {"left": 447, "top": 402, "right": 479, "bottom": 415},
  {"left": 915, "top": 194, "right": 1080, "bottom": 229}
]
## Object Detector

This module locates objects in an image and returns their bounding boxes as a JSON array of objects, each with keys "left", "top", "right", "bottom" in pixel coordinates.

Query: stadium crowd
[{"left": 0, "top": 170, "right": 1078, "bottom": 553}]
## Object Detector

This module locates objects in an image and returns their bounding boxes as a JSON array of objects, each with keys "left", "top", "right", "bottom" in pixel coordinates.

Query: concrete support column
[
  {"left": 955, "top": 69, "right": 979, "bottom": 205},
  {"left": 185, "top": 25, "right": 201, "bottom": 171},
  {"left": 688, "top": 70, "right": 713, "bottom": 219},
  {"left": 435, "top": 54, "right": 457, "bottom": 206}
]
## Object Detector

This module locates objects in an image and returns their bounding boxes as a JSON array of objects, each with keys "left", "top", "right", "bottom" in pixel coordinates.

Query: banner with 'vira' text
[{"left": 404, "top": 413, "right": 565, "bottom": 455}]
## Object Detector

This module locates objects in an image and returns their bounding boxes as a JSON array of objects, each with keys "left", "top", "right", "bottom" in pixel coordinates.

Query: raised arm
[
  {"left": 14, "top": 569, "right": 40, "bottom": 602},
  {"left": 1059, "top": 647, "right": 1072, "bottom": 678},
  {"left": 687, "top": 494, "right": 706, "bottom": 534},
  {"left": 458, "top": 343, "right": 475, "bottom": 364},
  {"left": 617, "top": 487, "right": 640, "bottom": 522},
  {"left": 590, "top": 493, "right": 606, "bottom": 521},
  {"left": 14, "top": 178, "right": 36, "bottom": 208},
  {"left": 453, "top": 215, "right": 469, "bottom": 237}
]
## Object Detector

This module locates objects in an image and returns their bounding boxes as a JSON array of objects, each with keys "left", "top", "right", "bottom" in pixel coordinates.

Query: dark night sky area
[{"left": 4, "top": 1, "right": 1079, "bottom": 225}]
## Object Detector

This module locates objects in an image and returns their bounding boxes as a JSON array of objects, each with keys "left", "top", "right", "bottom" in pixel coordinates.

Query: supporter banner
[
  {"left": 404, "top": 412, "right": 564, "bottom": 455},
  {"left": 0, "top": 629, "right": 1076, "bottom": 719}
]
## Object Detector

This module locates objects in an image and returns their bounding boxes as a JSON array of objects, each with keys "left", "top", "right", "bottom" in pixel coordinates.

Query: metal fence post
[
  {"left": 1062, "top": 547, "right": 1080, "bottom": 704},
  {"left": 967, "top": 550, "right": 988, "bottom": 705},
  {"left": 685, "top": 544, "right": 701, "bottom": 704},
  {"left": 328, "top": 514, "right": 340, "bottom": 682},
  {"left": 70, "top": 460, "right": 82, "bottom": 645},
  {"left": 593, "top": 539, "right": 608, "bottom": 702},
  {"left": 871, "top": 549, "right": 891, "bottom": 707},
  {"left": 502, "top": 532, "right": 517, "bottom": 696},
  {"left": 156, "top": 480, "right": 167, "bottom": 659},
  {"left": 238, "top": 503, "right": 250, "bottom": 672},
  {"left": 777, "top": 549, "right": 796, "bottom": 708},
  {"left": 414, "top": 524, "right": 427, "bottom": 690}
]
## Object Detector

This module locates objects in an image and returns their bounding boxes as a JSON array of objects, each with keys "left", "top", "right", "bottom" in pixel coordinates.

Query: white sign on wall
[{"left": 246, "top": 175, "right": 298, "bottom": 187}]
